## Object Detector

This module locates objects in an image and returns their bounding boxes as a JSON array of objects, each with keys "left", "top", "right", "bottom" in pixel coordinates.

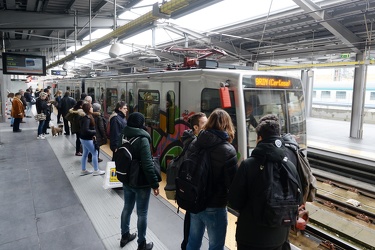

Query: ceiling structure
[{"left": 0, "top": 0, "right": 375, "bottom": 77}]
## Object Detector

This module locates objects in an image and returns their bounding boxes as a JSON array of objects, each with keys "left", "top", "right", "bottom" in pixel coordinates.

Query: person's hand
[
  {"left": 92, "top": 136, "right": 96, "bottom": 140},
  {"left": 153, "top": 188, "right": 159, "bottom": 196}
]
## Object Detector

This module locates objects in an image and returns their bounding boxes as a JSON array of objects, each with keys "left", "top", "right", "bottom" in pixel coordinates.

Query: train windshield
[{"left": 243, "top": 77, "right": 306, "bottom": 155}]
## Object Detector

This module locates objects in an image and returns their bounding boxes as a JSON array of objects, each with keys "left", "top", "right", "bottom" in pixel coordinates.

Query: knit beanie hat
[
  {"left": 92, "top": 103, "right": 101, "bottom": 112},
  {"left": 127, "top": 112, "right": 145, "bottom": 129}
]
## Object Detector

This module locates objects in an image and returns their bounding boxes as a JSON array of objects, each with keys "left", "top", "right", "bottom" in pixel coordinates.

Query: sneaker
[
  {"left": 75, "top": 152, "right": 82, "bottom": 156},
  {"left": 37, "top": 135, "right": 46, "bottom": 140},
  {"left": 80, "top": 170, "right": 92, "bottom": 176},
  {"left": 98, "top": 158, "right": 103, "bottom": 162},
  {"left": 120, "top": 232, "right": 137, "bottom": 248},
  {"left": 92, "top": 170, "right": 105, "bottom": 176}
]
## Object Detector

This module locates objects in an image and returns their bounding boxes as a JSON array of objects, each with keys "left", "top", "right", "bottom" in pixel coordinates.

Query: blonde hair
[{"left": 203, "top": 108, "right": 235, "bottom": 143}]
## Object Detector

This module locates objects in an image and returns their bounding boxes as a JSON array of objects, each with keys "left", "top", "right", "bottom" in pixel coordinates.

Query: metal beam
[
  {"left": 0, "top": 10, "right": 128, "bottom": 30},
  {"left": 47, "top": 0, "right": 220, "bottom": 69},
  {"left": 292, "top": 0, "right": 363, "bottom": 53}
]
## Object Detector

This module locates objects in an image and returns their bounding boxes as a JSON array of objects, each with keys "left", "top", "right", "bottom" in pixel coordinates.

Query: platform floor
[{"left": 0, "top": 114, "right": 373, "bottom": 250}]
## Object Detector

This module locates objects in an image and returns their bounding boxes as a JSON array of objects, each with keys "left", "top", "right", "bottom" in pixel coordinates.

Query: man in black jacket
[
  {"left": 60, "top": 91, "right": 76, "bottom": 135},
  {"left": 229, "top": 114, "right": 298, "bottom": 250}
]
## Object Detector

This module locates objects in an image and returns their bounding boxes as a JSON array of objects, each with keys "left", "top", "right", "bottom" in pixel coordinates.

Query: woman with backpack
[{"left": 185, "top": 109, "right": 238, "bottom": 250}]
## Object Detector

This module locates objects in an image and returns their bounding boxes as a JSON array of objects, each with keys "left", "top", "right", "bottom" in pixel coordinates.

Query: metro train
[{"left": 45, "top": 69, "right": 307, "bottom": 169}]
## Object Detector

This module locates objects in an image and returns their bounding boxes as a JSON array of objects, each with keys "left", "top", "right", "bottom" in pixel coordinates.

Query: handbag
[
  {"left": 129, "top": 157, "right": 162, "bottom": 187},
  {"left": 34, "top": 113, "right": 46, "bottom": 121}
]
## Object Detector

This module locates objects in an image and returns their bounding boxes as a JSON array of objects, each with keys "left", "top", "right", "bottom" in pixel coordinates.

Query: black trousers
[
  {"left": 63, "top": 117, "right": 70, "bottom": 134},
  {"left": 13, "top": 118, "right": 21, "bottom": 131}
]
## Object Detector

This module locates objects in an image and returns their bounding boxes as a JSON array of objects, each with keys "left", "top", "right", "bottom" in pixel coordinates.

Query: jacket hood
[
  {"left": 109, "top": 112, "right": 118, "bottom": 121},
  {"left": 181, "top": 129, "right": 195, "bottom": 147},
  {"left": 92, "top": 111, "right": 101, "bottom": 117},
  {"left": 195, "top": 130, "right": 228, "bottom": 149},
  {"left": 69, "top": 108, "right": 85, "bottom": 116},
  {"left": 122, "top": 126, "right": 151, "bottom": 142},
  {"left": 251, "top": 136, "right": 286, "bottom": 162}
]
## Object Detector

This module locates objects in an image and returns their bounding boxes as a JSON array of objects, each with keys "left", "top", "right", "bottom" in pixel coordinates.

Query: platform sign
[
  {"left": 51, "top": 70, "right": 67, "bottom": 76},
  {"left": 340, "top": 53, "right": 350, "bottom": 59}
]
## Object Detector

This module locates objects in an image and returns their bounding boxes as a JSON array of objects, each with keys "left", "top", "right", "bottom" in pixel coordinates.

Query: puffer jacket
[
  {"left": 109, "top": 111, "right": 127, "bottom": 152},
  {"left": 180, "top": 129, "right": 195, "bottom": 159},
  {"left": 228, "top": 136, "right": 291, "bottom": 249},
  {"left": 80, "top": 115, "right": 96, "bottom": 140},
  {"left": 66, "top": 108, "right": 85, "bottom": 134},
  {"left": 120, "top": 126, "right": 159, "bottom": 190},
  {"left": 35, "top": 97, "right": 48, "bottom": 115},
  {"left": 189, "top": 129, "right": 238, "bottom": 208},
  {"left": 93, "top": 112, "right": 107, "bottom": 146}
]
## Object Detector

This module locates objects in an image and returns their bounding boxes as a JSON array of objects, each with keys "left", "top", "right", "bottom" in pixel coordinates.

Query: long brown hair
[
  {"left": 82, "top": 102, "right": 95, "bottom": 126},
  {"left": 203, "top": 108, "right": 235, "bottom": 143}
]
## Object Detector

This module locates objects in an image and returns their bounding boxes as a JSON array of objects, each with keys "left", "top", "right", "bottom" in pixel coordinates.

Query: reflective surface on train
[{"left": 46, "top": 69, "right": 306, "bottom": 169}]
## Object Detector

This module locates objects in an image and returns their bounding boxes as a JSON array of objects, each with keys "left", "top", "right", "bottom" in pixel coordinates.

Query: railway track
[{"left": 304, "top": 148, "right": 375, "bottom": 249}]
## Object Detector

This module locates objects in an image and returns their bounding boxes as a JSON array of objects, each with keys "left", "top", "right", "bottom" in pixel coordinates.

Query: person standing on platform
[
  {"left": 65, "top": 100, "right": 85, "bottom": 156},
  {"left": 91, "top": 103, "right": 106, "bottom": 162},
  {"left": 42, "top": 88, "right": 52, "bottom": 135},
  {"left": 180, "top": 112, "right": 207, "bottom": 250},
  {"left": 35, "top": 92, "right": 51, "bottom": 139},
  {"left": 19, "top": 89, "right": 27, "bottom": 123},
  {"left": 228, "top": 114, "right": 299, "bottom": 250},
  {"left": 109, "top": 101, "right": 128, "bottom": 154},
  {"left": 24, "top": 88, "right": 33, "bottom": 118},
  {"left": 54, "top": 90, "right": 63, "bottom": 124},
  {"left": 119, "top": 112, "right": 159, "bottom": 250},
  {"left": 11, "top": 92, "right": 24, "bottom": 132},
  {"left": 60, "top": 91, "right": 77, "bottom": 135},
  {"left": 186, "top": 109, "right": 238, "bottom": 250},
  {"left": 79, "top": 102, "right": 105, "bottom": 176},
  {"left": 7, "top": 93, "right": 15, "bottom": 127}
]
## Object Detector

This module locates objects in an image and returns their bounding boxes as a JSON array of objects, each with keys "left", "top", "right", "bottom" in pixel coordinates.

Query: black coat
[
  {"left": 109, "top": 111, "right": 127, "bottom": 152},
  {"left": 80, "top": 115, "right": 96, "bottom": 140},
  {"left": 189, "top": 129, "right": 238, "bottom": 208},
  {"left": 60, "top": 96, "right": 76, "bottom": 116},
  {"left": 228, "top": 136, "right": 291, "bottom": 249}
]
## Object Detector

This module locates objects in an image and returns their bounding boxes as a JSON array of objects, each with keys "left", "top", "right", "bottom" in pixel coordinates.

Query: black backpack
[
  {"left": 113, "top": 137, "right": 140, "bottom": 183},
  {"left": 175, "top": 146, "right": 214, "bottom": 214},
  {"left": 252, "top": 156, "right": 302, "bottom": 227}
]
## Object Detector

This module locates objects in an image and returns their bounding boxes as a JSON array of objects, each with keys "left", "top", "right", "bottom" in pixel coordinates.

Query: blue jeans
[
  {"left": 121, "top": 185, "right": 151, "bottom": 244},
  {"left": 187, "top": 207, "right": 228, "bottom": 250},
  {"left": 38, "top": 120, "right": 45, "bottom": 136},
  {"left": 80, "top": 139, "right": 98, "bottom": 171}
]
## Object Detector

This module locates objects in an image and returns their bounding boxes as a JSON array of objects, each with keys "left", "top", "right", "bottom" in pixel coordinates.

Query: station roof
[{"left": 0, "top": 0, "right": 374, "bottom": 76}]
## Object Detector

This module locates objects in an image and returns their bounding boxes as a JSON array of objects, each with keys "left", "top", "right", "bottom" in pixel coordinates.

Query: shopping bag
[{"left": 103, "top": 161, "right": 123, "bottom": 189}]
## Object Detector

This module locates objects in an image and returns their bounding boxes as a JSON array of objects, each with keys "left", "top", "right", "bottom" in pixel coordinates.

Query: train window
[
  {"left": 167, "top": 91, "right": 176, "bottom": 134},
  {"left": 244, "top": 90, "right": 287, "bottom": 152},
  {"left": 202, "top": 88, "right": 237, "bottom": 148},
  {"left": 106, "top": 88, "right": 118, "bottom": 114},
  {"left": 74, "top": 87, "right": 81, "bottom": 101},
  {"left": 138, "top": 90, "right": 160, "bottom": 127},
  {"left": 286, "top": 91, "right": 306, "bottom": 138},
  {"left": 371, "top": 92, "right": 375, "bottom": 101},
  {"left": 120, "top": 88, "right": 126, "bottom": 102},
  {"left": 336, "top": 91, "right": 346, "bottom": 99},
  {"left": 321, "top": 91, "right": 331, "bottom": 99},
  {"left": 87, "top": 87, "right": 95, "bottom": 102},
  {"left": 128, "top": 89, "right": 135, "bottom": 113}
]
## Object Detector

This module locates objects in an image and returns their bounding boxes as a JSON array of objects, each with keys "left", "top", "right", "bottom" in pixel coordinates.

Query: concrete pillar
[{"left": 350, "top": 53, "right": 367, "bottom": 139}]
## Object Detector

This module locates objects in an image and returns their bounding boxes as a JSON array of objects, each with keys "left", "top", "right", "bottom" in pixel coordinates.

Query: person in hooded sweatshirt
[
  {"left": 186, "top": 108, "right": 238, "bottom": 250},
  {"left": 228, "top": 114, "right": 297, "bottom": 250},
  {"left": 119, "top": 112, "right": 159, "bottom": 250}
]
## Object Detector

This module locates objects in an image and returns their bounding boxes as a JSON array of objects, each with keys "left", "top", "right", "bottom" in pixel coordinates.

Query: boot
[
  {"left": 120, "top": 232, "right": 136, "bottom": 248},
  {"left": 137, "top": 241, "right": 153, "bottom": 250}
]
